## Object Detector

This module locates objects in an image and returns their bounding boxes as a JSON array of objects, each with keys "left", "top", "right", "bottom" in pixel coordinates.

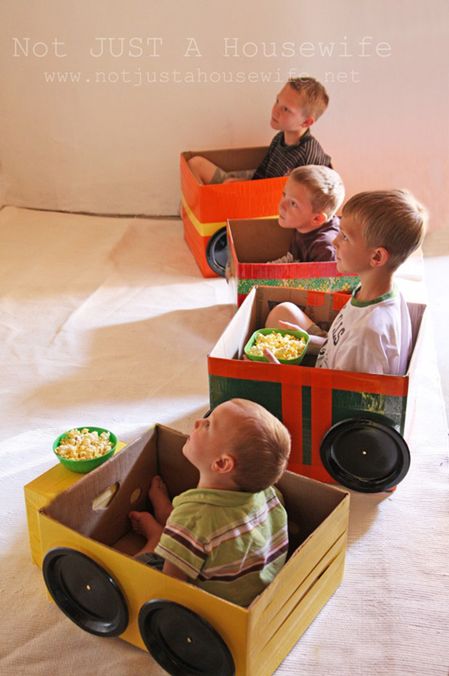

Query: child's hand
[{"left": 263, "top": 347, "right": 281, "bottom": 364}]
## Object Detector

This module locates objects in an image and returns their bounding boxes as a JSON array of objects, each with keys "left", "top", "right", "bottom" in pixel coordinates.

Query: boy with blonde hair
[
  {"left": 271, "top": 164, "right": 345, "bottom": 263},
  {"left": 129, "top": 398, "right": 291, "bottom": 607},
  {"left": 188, "top": 77, "right": 332, "bottom": 185},
  {"left": 265, "top": 189, "right": 427, "bottom": 375}
]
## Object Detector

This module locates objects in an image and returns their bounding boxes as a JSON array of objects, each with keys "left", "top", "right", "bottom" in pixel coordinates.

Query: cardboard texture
[
  {"left": 24, "top": 441, "right": 126, "bottom": 567},
  {"left": 28, "top": 424, "right": 349, "bottom": 676},
  {"left": 227, "top": 217, "right": 359, "bottom": 305},
  {"left": 208, "top": 286, "right": 427, "bottom": 485},
  {"left": 180, "top": 148, "right": 287, "bottom": 277}
]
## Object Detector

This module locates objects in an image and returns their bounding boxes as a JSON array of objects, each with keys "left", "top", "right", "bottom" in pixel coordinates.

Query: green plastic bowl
[
  {"left": 244, "top": 327, "right": 310, "bottom": 365},
  {"left": 53, "top": 426, "right": 118, "bottom": 474}
]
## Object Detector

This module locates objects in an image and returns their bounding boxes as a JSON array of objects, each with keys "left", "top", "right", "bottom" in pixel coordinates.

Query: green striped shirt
[{"left": 155, "top": 485, "right": 288, "bottom": 607}]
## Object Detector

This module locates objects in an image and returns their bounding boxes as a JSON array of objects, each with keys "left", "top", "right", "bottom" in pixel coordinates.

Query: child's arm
[{"left": 163, "top": 559, "right": 190, "bottom": 582}]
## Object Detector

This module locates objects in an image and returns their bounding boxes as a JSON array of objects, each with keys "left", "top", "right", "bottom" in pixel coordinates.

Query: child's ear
[
  {"left": 212, "top": 454, "right": 235, "bottom": 474},
  {"left": 312, "top": 212, "right": 328, "bottom": 226},
  {"left": 302, "top": 116, "right": 315, "bottom": 128},
  {"left": 370, "top": 247, "right": 390, "bottom": 268}
]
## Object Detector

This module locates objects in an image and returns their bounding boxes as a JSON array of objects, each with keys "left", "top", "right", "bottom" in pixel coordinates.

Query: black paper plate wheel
[
  {"left": 42, "top": 547, "right": 129, "bottom": 636},
  {"left": 320, "top": 418, "right": 411, "bottom": 492},
  {"left": 206, "top": 227, "right": 227, "bottom": 277},
  {"left": 138, "top": 599, "right": 235, "bottom": 676}
]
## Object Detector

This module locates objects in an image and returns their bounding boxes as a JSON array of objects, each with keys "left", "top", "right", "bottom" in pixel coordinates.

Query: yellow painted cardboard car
[{"left": 25, "top": 424, "right": 349, "bottom": 675}]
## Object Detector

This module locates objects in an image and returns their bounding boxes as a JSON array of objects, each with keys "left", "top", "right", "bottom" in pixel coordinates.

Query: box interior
[
  {"left": 228, "top": 218, "right": 293, "bottom": 263},
  {"left": 209, "top": 285, "right": 427, "bottom": 373},
  {"left": 182, "top": 146, "right": 268, "bottom": 173},
  {"left": 41, "top": 425, "right": 346, "bottom": 560},
  {"left": 209, "top": 286, "right": 341, "bottom": 363}
]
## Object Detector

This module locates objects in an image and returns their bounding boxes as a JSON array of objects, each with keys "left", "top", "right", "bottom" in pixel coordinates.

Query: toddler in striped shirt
[{"left": 129, "top": 398, "right": 291, "bottom": 606}]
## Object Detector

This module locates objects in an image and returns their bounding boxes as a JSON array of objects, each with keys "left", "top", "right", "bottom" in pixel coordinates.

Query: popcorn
[
  {"left": 55, "top": 428, "right": 113, "bottom": 461},
  {"left": 248, "top": 331, "right": 307, "bottom": 361}
]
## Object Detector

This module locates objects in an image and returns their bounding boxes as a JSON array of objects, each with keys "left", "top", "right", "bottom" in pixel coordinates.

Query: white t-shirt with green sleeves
[
  {"left": 154, "top": 485, "right": 288, "bottom": 607},
  {"left": 315, "top": 286, "right": 412, "bottom": 375}
]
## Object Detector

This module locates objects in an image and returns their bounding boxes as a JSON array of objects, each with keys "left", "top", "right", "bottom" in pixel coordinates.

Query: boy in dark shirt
[
  {"left": 188, "top": 77, "right": 331, "bottom": 185},
  {"left": 270, "top": 165, "right": 345, "bottom": 263}
]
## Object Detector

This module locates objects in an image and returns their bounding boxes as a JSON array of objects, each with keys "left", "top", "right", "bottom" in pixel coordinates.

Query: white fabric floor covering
[{"left": 0, "top": 206, "right": 447, "bottom": 676}]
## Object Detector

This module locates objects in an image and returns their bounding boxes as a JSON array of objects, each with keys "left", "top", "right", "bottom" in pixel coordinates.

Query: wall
[{"left": 0, "top": 0, "right": 447, "bottom": 227}]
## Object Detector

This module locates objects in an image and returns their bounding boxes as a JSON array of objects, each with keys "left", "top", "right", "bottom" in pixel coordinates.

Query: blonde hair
[
  {"left": 288, "top": 77, "right": 329, "bottom": 120},
  {"left": 289, "top": 165, "right": 345, "bottom": 219},
  {"left": 343, "top": 189, "right": 428, "bottom": 270},
  {"left": 228, "top": 399, "right": 291, "bottom": 493}
]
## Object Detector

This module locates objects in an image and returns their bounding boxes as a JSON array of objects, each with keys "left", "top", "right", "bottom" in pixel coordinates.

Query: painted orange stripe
[
  {"left": 208, "top": 357, "right": 409, "bottom": 396},
  {"left": 208, "top": 357, "right": 314, "bottom": 385},
  {"left": 237, "top": 261, "right": 341, "bottom": 281},
  {"left": 332, "top": 293, "right": 349, "bottom": 311},
  {"left": 307, "top": 290, "right": 327, "bottom": 307},
  {"left": 311, "top": 371, "right": 333, "bottom": 470},
  {"left": 288, "top": 462, "right": 335, "bottom": 484},
  {"left": 180, "top": 154, "right": 287, "bottom": 223}
]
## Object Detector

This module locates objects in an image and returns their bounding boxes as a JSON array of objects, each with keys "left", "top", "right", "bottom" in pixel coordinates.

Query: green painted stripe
[
  {"left": 209, "top": 375, "right": 283, "bottom": 422},
  {"left": 237, "top": 276, "right": 358, "bottom": 296},
  {"left": 302, "top": 386, "right": 312, "bottom": 465},
  {"left": 331, "top": 389, "right": 407, "bottom": 433}
]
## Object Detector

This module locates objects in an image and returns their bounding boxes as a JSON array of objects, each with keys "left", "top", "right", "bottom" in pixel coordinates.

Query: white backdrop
[{"left": 0, "top": 0, "right": 448, "bottom": 225}]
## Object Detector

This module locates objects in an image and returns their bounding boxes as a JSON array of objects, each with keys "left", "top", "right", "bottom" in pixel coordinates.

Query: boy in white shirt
[{"left": 264, "top": 189, "right": 427, "bottom": 375}]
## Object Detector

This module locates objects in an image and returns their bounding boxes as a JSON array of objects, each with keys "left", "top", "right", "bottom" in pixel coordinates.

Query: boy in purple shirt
[{"left": 270, "top": 165, "right": 345, "bottom": 263}]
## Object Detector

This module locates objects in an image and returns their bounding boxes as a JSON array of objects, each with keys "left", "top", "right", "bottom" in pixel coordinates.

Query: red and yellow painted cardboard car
[{"left": 180, "top": 147, "right": 287, "bottom": 277}]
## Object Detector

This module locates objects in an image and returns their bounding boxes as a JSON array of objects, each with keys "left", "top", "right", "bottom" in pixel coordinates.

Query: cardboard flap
[
  {"left": 209, "top": 287, "right": 258, "bottom": 360},
  {"left": 407, "top": 302, "right": 426, "bottom": 349},
  {"left": 406, "top": 301, "right": 427, "bottom": 374},
  {"left": 43, "top": 427, "right": 159, "bottom": 546},
  {"left": 182, "top": 146, "right": 268, "bottom": 171},
  {"left": 255, "top": 286, "right": 341, "bottom": 331},
  {"left": 42, "top": 425, "right": 200, "bottom": 548},
  {"left": 228, "top": 218, "right": 293, "bottom": 263},
  {"left": 278, "top": 470, "right": 348, "bottom": 546},
  {"left": 155, "top": 425, "right": 200, "bottom": 497}
]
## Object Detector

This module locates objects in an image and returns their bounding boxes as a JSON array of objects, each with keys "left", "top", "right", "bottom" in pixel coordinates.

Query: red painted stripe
[
  {"left": 208, "top": 357, "right": 409, "bottom": 396},
  {"left": 237, "top": 293, "right": 246, "bottom": 306},
  {"left": 311, "top": 371, "right": 333, "bottom": 469},
  {"left": 288, "top": 462, "right": 335, "bottom": 483},
  {"left": 282, "top": 383, "right": 302, "bottom": 467}
]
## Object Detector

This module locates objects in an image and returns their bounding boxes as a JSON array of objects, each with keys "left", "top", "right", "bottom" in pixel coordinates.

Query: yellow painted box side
[
  {"left": 38, "top": 512, "right": 250, "bottom": 669},
  {"left": 24, "top": 442, "right": 126, "bottom": 566},
  {"left": 28, "top": 426, "right": 349, "bottom": 676}
]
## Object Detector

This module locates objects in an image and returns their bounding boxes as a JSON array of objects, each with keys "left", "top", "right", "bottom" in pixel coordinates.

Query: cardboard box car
[
  {"left": 25, "top": 424, "right": 349, "bottom": 676},
  {"left": 208, "top": 285, "right": 426, "bottom": 491},
  {"left": 227, "top": 217, "right": 359, "bottom": 306},
  {"left": 180, "top": 147, "right": 287, "bottom": 277}
]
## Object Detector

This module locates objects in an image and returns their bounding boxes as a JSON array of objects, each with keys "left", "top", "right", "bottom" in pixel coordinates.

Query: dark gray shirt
[
  {"left": 253, "top": 130, "right": 332, "bottom": 180},
  {"left": 290, "top": 216, "right": 340, "bottom": 262}
]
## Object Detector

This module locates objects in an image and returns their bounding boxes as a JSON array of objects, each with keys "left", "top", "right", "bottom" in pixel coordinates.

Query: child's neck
[
  {"left": 283, "top": 127, "right": 308, "bottom": 146},
  {"left": 357, "top": 269, "right": 393, "bottom": 302},
  {"left": 197, "top": 474, "right": 238, "bottom": 491}
]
